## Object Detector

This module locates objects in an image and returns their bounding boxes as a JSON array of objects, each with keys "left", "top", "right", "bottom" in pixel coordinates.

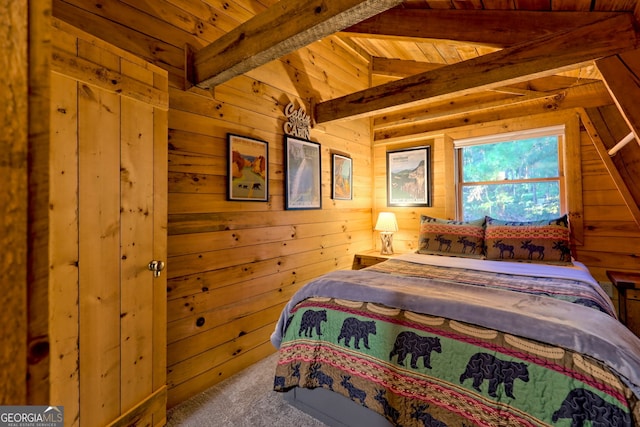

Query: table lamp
[{"left": 375, "top": 212, "right": 398, "bottom": 255}]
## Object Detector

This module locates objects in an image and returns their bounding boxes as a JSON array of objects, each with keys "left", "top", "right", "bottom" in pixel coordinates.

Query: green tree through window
[{"left": 457, "top": 135, "right": 563, "bottom": 221}]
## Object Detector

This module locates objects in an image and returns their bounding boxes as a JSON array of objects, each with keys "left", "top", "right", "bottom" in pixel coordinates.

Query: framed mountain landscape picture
[
  {"left": 227, "top": 133, "right": 269, "bottom": 202},
  {"left": 386, "top": 146, "right": 431, "bottom": 207}
]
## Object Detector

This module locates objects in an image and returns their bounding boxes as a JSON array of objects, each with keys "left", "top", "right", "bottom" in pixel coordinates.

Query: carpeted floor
[{"left": 166, "top": 352, "right": 328, "bottom": 427}]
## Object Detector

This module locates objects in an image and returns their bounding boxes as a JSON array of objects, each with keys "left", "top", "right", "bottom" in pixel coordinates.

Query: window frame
[{"left": 454, "top": 125, "right": 567, "bottom": 221}]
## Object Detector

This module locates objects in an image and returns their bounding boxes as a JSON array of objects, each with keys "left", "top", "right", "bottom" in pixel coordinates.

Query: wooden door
[{"left": 49, "top": 20, "right": 168, "bottom": 427}]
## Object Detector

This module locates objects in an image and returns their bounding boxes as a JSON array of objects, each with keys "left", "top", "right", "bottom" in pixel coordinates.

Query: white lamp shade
[{"left": 374, "top": 212, "right": 398, "bottom": 232}]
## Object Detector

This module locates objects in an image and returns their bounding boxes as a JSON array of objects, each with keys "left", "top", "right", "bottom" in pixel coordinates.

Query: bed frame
[{"left": 284, "top": 387, "right": 392, "bottom": 427}]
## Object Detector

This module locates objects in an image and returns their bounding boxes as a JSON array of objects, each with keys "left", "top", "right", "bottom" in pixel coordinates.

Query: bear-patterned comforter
[{"left": 271, "top": 254, "right": 640, "bottom": 426}]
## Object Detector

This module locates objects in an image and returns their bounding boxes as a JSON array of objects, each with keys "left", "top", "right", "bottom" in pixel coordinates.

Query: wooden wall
[
  {"left": 1, "top": 0, "right": 29, "bottom": 404},
  {"left": 52, "top": 0, "right": 374, "bottom": 407},
  {"left": 49, "top": 0, "right": 640, "bottom": 412},
  {"left": 165, "top": 51, "right": 373, "bottom": 406},
  {"left": 372, "top": 110, "right": 640, "bottom": 284},
  {"left": 576, "top": 124, "right": 640, "bottom": 280},
  {"left": 49, "top": 19, "right": 169, "bottom": 426}
]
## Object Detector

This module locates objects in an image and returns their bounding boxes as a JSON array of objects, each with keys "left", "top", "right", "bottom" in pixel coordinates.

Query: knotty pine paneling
[
  {"left": 165, "top": 62, "right": 372, "bottom": 407},
  {"left": 53, "top": 0, "right": 375, "bottom": 408},
  {"left": 53, "top": 0, "right": 184, "bottom": 87},
  {"left": 49, "top": 72, "right": 80, "bottom": 419},
  {"left": 576, "top": 130, "right": 640, "bottom": 278},
  {"left": 168, "top": 342, "right": 275, "bottom": 408},
  {"left": 48, "top": 19, "right": 169, "bottom": 426},
  {"left": 372, "top": 136, "right": 453, "bottom": 253},
  {"left": 2, "top": 0, "right": 29, "bottom": 405},
  {"left": 167, "top": 323, "right": 275, "bottom": 390},
  {"left": 167, "top": 304, "right": 283, "bottom": 367},
  {"left": 373, "top": 111, "right": 640, "bottom": 278},
  {"left": 51, "top": 0, "right": 640, "bottom": 412},
  {"left": 168, "top": 219, "right": 371, "bottom": 258}
]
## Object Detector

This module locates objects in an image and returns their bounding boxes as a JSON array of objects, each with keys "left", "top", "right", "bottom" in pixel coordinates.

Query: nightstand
[
  {"left": 352, "top": 250, "right": 397, "bottom": 270},
  {"left": 606, "top": 270, "right": 640, "bottom": 337}
]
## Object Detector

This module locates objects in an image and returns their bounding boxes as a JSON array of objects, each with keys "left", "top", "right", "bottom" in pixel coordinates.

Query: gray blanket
[{"left": 271, "top": 266, "right": 640, "bottom": 398}]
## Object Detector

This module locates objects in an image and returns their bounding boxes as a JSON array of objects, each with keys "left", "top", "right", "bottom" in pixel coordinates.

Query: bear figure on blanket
[
  {"left": 298, "top": 309, "right": 327, "bottom": 338},
  {"left": 552, "top": 388, "right": 631, "bottom": 427},
  {"left": 459, "top": 352, "right": 529, "bottom": 399},
  {"left": 337, "top": 317, "right": 376, "bottom": 349},
  {"left": 389, "top": 331, "right": 442, "bottom": 369}
]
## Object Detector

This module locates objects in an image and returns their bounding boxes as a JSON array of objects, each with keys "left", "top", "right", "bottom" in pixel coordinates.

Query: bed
[{"left": 270, "top": 216, "right": 640, "bottom": 427}]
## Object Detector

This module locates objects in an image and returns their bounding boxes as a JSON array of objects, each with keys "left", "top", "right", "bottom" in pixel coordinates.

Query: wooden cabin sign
[{"left": 283, "top": 102, "right": 310, "bottom": 140}]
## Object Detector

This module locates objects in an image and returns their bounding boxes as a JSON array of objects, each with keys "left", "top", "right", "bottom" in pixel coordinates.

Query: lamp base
[{"left": 379, "top": 232, "right": 394, "bottom": 255}]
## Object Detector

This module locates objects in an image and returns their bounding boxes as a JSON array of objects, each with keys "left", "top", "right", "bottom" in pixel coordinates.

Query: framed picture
[
  {"left": 331, "top": 153, "right": 352, "bottom": 200},
  {"left": 386, "top": 146, "right": 431, "bottom": 207},
  {"left": 227, "top": 133, "right": 268, "bottom": 202},
  {"left": 284, "top": 135, "right": 322, "bottom": 210}
]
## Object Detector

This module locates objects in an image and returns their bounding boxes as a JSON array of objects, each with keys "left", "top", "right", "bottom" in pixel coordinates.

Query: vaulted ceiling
[
  {"left": 188, "top": 1, "right": 639, "bottom": 121},
  {"left": 184, "top": 0, "right": 640, "bottom": 224},
  {"left": 51, "top": 0, "right": 640, "bottom": 223}
]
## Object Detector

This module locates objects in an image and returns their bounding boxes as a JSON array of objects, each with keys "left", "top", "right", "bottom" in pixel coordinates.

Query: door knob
[{"left": 148, "top": 260, "right": 165, "bottom": 278}]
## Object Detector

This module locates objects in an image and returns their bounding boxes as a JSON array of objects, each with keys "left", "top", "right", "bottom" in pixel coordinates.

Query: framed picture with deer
[{"left": 227, "top": 133, "right": 269, "bottom": 202}]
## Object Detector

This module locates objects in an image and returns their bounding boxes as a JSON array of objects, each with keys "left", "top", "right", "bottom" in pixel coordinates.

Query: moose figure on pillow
[{"left": 484, "top": 215, "right": 572, "bottom": 264}]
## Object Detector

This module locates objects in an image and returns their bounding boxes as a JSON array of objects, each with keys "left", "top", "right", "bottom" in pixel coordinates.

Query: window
[{"left": 455, "top": 126, "right": 565, "bottom": 221}]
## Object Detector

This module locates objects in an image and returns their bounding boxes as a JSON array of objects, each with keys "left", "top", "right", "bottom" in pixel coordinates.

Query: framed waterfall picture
[
  {"left": 284, "top": 135, "right": 322, "bottom": 210},
  {"left": 386, "top": 146, "right": 431, "bottom": 207},
  {"left": 227, "top": 133, "right": 269, "bottom": 202},
  {"left": 331, "top": 153, "right": 352, "bottom": 200}
]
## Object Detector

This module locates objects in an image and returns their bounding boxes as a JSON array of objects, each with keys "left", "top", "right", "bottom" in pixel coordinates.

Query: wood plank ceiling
[
  {"left": 186, "top": 0, "right": 640, "bottom": 222},
  {"left": 189, "top": 1, "right": 638, "bottom": 126},
  {"left": 188, "top": 0, "right": 405, "bottom": 88},
  {"left": 185, "top": 0, "right": 640, "bottom": 224}
]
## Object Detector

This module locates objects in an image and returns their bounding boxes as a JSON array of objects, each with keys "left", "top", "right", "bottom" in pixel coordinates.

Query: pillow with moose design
[
  {"left": 484, "top": 215, "right": 572, "bottom": 264},
  {"left": 418, "top": 215, "right": 485, "bottom": 259}
]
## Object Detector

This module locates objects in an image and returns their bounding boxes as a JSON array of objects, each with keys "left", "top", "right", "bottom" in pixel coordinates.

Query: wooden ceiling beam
[
  {"left": 372, "top": 81, "right": 608, "bottom": 132},
  {"left": 592, "top": 50, "right": 640, "bottom": 218},
  {"left": 373, "top": 91, "right": 539, "bottom": 132},
  {"left": 374, "top": 81, "right": 613, "bottom": 142},
  {"left": 188, "top": 0, "right": 403, "bottom": 89},
  {"left": 342, "top": 9, "right": 624, "bottom": 47},
  {"left": 596, "top": 50, "right": 640, "bottom": 147},
  {"left": 370, "top": 58, "right": 601, "bottom": 91},
  {"left": 371, "top": 57, "right": 445, "bottom": 77},
  {"left": 315, "top": 13, "right": 638, "bottom": 124},
  {"left": 579, "top": 106, "right": 640, "bottom": 227}
]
